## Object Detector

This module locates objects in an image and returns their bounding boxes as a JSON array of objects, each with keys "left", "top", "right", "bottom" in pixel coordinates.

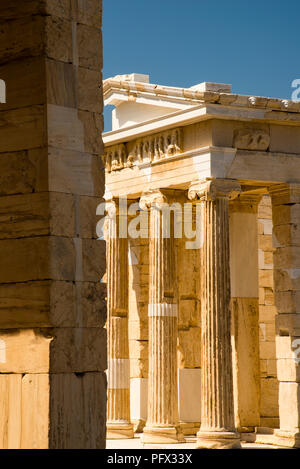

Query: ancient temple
[{"left": 102, "top": 73, "right": 300, "bottom": 449}]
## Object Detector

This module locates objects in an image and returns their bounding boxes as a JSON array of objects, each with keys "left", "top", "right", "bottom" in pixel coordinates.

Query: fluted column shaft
[
  {"left": 188, "top": 179, "right": 241, "bottom": 449},
  {"left": 140, "top": 190, "right": 183, "bottom": 444},
  {"left": 106, "top": 199, "right": 133, "bottom": 439},
  {"left": 201, "top": 197, "right": 234, "bottom": 430}
]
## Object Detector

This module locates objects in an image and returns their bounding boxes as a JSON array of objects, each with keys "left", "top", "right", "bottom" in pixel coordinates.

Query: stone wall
[
  {"left": 0, "top": 0, "right": 106, "bottom": 448},
  {"left": 128, "top": 237, "right": 149, "bottom": 431},
  {"left": 270, "top": 184, "right": 300, "bottom": 445},
  {"left": 177, "top": 210, "right": 202, "bottom": 433},
  {"left": 258, "top": 195, "right": 279, "bottom": 428},
  {"left": 177, "top": 238, "right": 201, "bottom": 371}
]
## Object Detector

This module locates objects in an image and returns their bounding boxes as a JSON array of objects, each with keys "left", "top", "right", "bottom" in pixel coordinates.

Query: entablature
[{"left": 103, "top": 75, "right": 300, "bottom": 199}]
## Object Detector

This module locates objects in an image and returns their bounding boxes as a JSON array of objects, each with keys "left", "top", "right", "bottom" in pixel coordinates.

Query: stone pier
[
  {"left": 230, "top": 194, "right": 261, "bottom": 431},
  {"left": 0, "top": 0, "right": 106, "bottom": 449},
  {"left": 270, "top": 184, "right": 300, "bottom": 448}
]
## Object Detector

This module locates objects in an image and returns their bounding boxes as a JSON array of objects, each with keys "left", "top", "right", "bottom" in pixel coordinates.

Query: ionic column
[
  {"left": 140, "top": 190, "right": 184, "bottom": 444},
  {"left": 188, "top": 178, "right": 241, "bottom": 449},
  {"left": 106, "top": 199, "right": 134, "bottom": 439},
  {"left": 269, "top": 184, "right": 300, "bottom": 448}
]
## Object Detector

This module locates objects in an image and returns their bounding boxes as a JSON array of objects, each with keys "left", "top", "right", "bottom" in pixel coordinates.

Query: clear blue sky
[{"left": 103, "top": 0, "right": 300, "bottom": 131}]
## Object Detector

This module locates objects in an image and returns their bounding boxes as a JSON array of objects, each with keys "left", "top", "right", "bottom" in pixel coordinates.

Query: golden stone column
[
  {"left": 140, "top": 190, "right": 184, "bottom": 444},
  {"left": 106, "top": 199, "right": 134, "bottom": 439},
  {"left": 188, "top": 178, "right": 241, "bottom": 449}
]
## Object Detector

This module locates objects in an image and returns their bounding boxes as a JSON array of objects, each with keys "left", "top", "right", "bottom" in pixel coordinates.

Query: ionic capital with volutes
[{"left": 140, "top": 188, "right": 183, "bottom": 211}]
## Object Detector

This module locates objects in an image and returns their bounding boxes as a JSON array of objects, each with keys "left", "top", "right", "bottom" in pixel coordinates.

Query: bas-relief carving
[
  {"left": 103, "top": 143, "right": 128, "bottom": 172},
  {"left": 233, "top": 129, "right": 270, "bottom": 151},
  {"left": 103, "top": 128, "right": 183, "bottom": 172}
]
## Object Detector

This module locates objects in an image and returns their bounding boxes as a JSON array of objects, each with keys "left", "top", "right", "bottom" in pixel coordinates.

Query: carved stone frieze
[
  {"left": 233, "top": 128, "right": 270, "bottom": 151},
  {"left": 102, "top": 143, "right": 128, "bottom": 172},
  {"left": 103, "top": 128, "right": 183, "bottom": 172}
]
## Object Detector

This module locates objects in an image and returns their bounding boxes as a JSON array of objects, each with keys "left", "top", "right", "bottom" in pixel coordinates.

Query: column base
[
  {"left": 106, "top": 423, "right": 134, "bottom": 439},
  {"left": 274, "top": 429, "right": 300, "bottom": 448},
  {"left": 142, "top": 426, "right": 185, "bottom": 444},
  {"left": 196, "top": 431, "right": 241, "bottom": 449}
]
